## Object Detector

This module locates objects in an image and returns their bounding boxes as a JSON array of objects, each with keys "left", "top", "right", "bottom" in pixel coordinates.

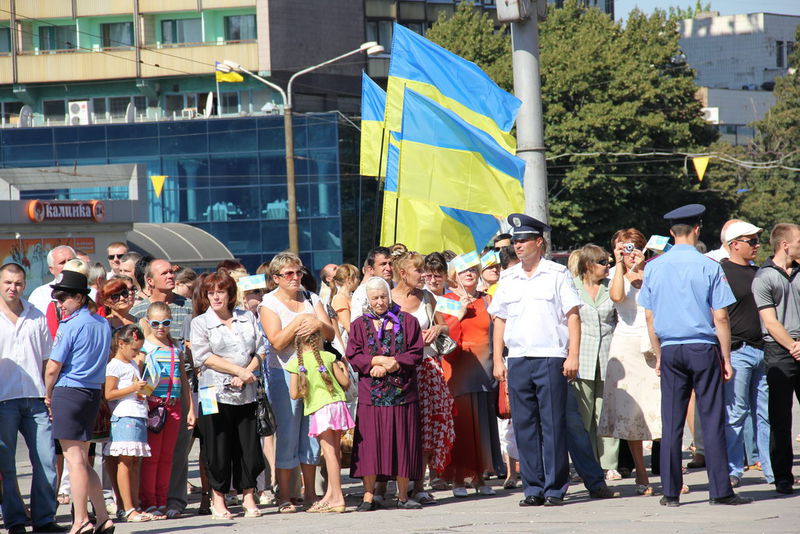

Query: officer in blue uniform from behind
[{"left": 639, "top": 204, "right": 753, "bottom": 506}]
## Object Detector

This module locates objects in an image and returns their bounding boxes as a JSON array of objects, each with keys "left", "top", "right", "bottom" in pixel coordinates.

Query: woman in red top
[{"left": 441, "top": 263, "right": 502, "bottom": 498}]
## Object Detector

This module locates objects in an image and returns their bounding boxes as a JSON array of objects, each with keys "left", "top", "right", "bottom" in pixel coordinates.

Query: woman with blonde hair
[
  {"left": 598, "top": 228, "right": 663, "bottom": 495},
  {"left": 572, "top": 244, "right": 620, "bottom": 479},
  {"left": 258, "top": 252, "right": 335, "bottom": 512}
]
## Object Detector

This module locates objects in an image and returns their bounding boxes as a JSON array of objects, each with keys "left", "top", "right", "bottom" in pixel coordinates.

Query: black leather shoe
[
  {"left": 32, "top": 524, "right": 68, "bottom": 533},
  {"left": 659, "top": 496, "right": 680, "bottom": 507},
  {"left": 356, "top": 500, "right": 379, "bottom": 512},
  {"left": 9, "top": 525, "right": 27, "bottom": 534},
  {"left": 519, "top": 495, "right": 545, "bottom": 506},
  {"left": 776, "top": 482, "right": 794, "bottom": 495},
  {"left": 709, "top": 493, "right": 753, "bottom": 505},
  {"left": 543, "top": 496, "right": 563, "bottom": 506}
]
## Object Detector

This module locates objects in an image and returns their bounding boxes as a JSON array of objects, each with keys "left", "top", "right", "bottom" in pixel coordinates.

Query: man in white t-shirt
[{"left": 27, "top": 245, "right": 76, "bottom": 314}]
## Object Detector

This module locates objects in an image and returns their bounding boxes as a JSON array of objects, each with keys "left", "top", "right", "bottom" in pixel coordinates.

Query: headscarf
[{"left": 363, "top": 276, "right": 401, "bottom": 342}]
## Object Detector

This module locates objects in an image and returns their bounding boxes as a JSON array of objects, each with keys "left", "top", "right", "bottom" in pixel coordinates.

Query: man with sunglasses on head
[
  {"left": 0, "top": 263, "right": 66, "bottom": 534},
  {"left": 105, "top": 242, "right": 129, "bottom": 279},
  {"left": 718, "top": 222, "right": 773, "bottom": 489},
  {"left": 640, "top": 204, "right": 751, "bottom": 507}
]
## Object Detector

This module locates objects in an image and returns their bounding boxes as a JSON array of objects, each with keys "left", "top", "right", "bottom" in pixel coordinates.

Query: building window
[
  {"left": 161, "top": 18, "right": 202, "bottom": 45},
  {"left": 224, "top": 15, "right": 257, "bottom": 41},
  {"left": 92, "top": 98, "right": 107, "bottom": 118},
  {"left": 101, "top": 22, "right": 134, "bottom": 48},
  {"left": 39, "top": 25, "right": 77, "bottom": 51},
  {"left": 401, "top": 21, "right": 427, "bottom": 36},
  {"left": 788, "top": 42, "right": 796, "bottom": 66},
  {"left": 221, "top": 92, "right": 239, "bottom": 114},
  {"left": 0, "top": 26, "right": 10, "bottom": 54},
  {"left": 43, "top": 100, "right": 66, "bottom": 122},
  {"left": 109, "top": 97, "right": 134, "bottom": 118},
  {"left": 777, "top": 40, "right": 785, "bottom": 68},
  {"left": 2, "top": 101, "right": 22, "bottom": 123},
  {"left": 366, "top": 19, "right": 393, "bottom": 51}
]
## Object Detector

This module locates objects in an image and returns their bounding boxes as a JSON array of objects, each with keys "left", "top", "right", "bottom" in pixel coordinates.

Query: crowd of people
[{"left": 1, "top": 203, "right": 800, "bottom": 533}]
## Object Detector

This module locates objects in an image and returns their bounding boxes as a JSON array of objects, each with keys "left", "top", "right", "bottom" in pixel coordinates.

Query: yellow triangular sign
[
  {"left": 692, "top": 157, "right": 710, "bottom": 182},
  {"left": 150, "top": 175, "right": 167, "bottom": 198}
]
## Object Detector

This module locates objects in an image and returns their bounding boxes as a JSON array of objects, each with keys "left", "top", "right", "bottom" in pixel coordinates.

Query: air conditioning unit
[
  {"left": 700, "top": 106, "right": 719, "bottom": 124},
  {"left": 68, "top": 100, "right": 91, "bottom": 125}
]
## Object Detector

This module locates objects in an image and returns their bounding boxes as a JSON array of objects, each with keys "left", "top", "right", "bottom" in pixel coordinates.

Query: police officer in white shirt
[
  {"left": 488, "top": 214, "right": 582, "bottom": 507},
  {"left": 0, "top": 262, "right": 64, "bottom": 533}
]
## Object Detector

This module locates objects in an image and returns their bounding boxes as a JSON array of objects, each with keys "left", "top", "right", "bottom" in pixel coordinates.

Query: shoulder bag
[
  {"left": 423, "top": 291, "right": 457, "bottom": 355},
  {"left": 255, "top": 356, "right": 277, "bottom": 437},
  {"left": 147, "top": 347, "right": 175, "bottom": 434}
]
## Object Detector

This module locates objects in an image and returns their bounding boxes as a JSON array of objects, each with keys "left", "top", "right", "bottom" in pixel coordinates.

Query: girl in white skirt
[
  {"left": 286, "top": 332, "right": 354, "bottom": 513},
  {"left": 105, "top": 325, "right": 152, "bottom": 522}
]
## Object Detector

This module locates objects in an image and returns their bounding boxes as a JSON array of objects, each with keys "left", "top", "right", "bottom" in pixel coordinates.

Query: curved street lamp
[{"left": 223, "top": 41, "right": 385, "bottom": 253}]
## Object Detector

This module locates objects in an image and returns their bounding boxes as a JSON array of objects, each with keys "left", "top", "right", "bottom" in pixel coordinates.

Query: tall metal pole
[
  {"left": 511, "top": 15, "right": 549, "bottom": 223},
  {"left": 284, "top": 107, "right": 299, "bottom": 253}
]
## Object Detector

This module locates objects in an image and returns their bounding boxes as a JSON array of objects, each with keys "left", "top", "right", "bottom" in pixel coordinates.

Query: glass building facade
[{"left": 5, "top": 113, "right": 343, "bottom": 273}]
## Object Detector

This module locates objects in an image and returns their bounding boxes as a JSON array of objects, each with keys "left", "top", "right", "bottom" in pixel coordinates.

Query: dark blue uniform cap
[
  {"left": 663, "top": 204, "right": 705, "bottom": 226},
  {"left": 507, "top": 213, "right": 551, "bottom": 239}
]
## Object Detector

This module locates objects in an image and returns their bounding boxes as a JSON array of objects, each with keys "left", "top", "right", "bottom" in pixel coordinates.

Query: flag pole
[{"left": 216, "top": 77, "right": 222, "bottom": 117}]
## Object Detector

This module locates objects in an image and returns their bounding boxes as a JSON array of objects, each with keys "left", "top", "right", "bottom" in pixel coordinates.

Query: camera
[{"left": 623, "top": 243, "right": 635, "bottom": 254}]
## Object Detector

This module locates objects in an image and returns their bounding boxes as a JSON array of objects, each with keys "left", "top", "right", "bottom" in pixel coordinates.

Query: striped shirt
[{"left": 142, "top": 339, "right": 182, "bottom": 399}]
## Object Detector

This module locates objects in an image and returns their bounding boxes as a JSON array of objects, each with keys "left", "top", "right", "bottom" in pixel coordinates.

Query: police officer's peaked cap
[
  {"left": 507, "top": 213, "right": 551, "bottom": 239},
  {"left": 663, "top": 204, "right": 705, "bottom": 227},
  {"left": 50, "top": 270, "right": 90, "bottom": 295}
]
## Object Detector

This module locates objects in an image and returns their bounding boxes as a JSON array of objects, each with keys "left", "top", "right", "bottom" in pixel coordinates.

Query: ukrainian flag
[
  {"left": 397, "top": 89, "right": 525, "bottom": 216},
  {"left": 385, "top": 23, "right": 520, "bottom": 154},
  {"left": 360, "top": 73, "right": 388, "bottom": 177},
  {"left": 380, "top": 132, "right": 500, "bottom": 253},
  {"left": 215, "top": 62, "right": 243, "bottom": 83}
]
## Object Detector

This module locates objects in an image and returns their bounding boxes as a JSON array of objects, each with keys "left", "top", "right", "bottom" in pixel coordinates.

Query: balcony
[
  {"left": 139, "top": 0, "right": 199, "bottom": 13},
  {"left": 16, "top": 1, "right": 73, "bottom": 19},
  {"left": 16, "top": 49, "right": 137, "bottom": 84},
  {"left": 139, "top": 41, "right": 257, "bottom": 78},
  {"left": 75, "top": 0, "right": 133, "bottom": 17}
]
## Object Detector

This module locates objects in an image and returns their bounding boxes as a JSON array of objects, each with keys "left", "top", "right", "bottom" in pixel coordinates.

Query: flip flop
[{"left": 278, "top": 501, "right": 298, "bottom": 514}]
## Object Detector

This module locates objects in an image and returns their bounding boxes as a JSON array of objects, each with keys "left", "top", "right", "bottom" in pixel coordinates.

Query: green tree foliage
[
  {"left": 667, "top": 1, "right": 713, "bottom": 21},
  {"left": 427, "top": 1, "right": 726, "bottom": 249}
]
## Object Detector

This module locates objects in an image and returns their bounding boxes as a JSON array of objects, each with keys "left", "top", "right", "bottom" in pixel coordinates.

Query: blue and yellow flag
[
  {"left": 360, "top": 73, "right": 388, "bottom": 177},
  {"left": 397, "top": 89, "right": 524, "bottom": 216},
  {"left": 379, "top": 133, "right": 401, "bottom": 246},
  {"left": 215, "top": 62, "right": 244, "bottom": 83},
  {"left": 385, "top": 23, "right": 520, "bottom": 153}
]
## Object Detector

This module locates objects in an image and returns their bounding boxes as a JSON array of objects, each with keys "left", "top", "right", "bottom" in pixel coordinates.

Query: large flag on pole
[
  {"left": 360, "top": 73, "right": 388, "bottom": 177},
  {"left": 215, "top": 62, "right": 243, "bottom": 83},
  {"left": 396, "top": 89, "right": 524, "bottom": 215},
  {"left": 385, "top": 23, "right": 520, "bottom": 154},
  {"left": 379, "top": 133, "right": 400, "bottom": 246}
]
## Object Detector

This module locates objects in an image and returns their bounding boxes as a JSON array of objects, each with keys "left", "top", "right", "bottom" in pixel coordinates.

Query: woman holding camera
[{"left": 598, "top": 228, "right": 662, "bottom": 496}]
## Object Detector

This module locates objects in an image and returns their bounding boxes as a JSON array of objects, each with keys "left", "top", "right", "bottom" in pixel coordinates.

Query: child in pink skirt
[{"left": 286, "top": 332, "right": 354, "bottom": 513}]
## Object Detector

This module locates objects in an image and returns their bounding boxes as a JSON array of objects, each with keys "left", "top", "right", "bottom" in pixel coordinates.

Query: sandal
[
  {"left": 144, "top": 506, "right": 166, "bottom": 520},
  {"left": 680, "top": 484, "right": 690, "bottom": 494},
  {"left": 124, "top": 508, "right": 150, "bottom": 522},
  {"left": 277, "top": 501, "right": 298, "bottom": 514},
  {"left": 165, "top": 508, "right": 181, "bottom": 519},
  {"left": 94, "top": 518, "right": 115, "bottom": 534},
  {"left": 503, "top": 479, "right": 518, "bottom": 490},
  {"left": 74, "top": 520, "right": 94, "bottom": 534},
  {"left": 58, "top": 494, "right": 71, "bottom": 505},
  {"left": 635, "top": 484, "right": 654, "bottom": 496},
  {"left": 210, "top": 505, "right": 234, "bottom": 520},
  {"left": 306, "top": 501, "right": 329, "bottom": 513},
  {"left": 243, "top": 507, "right": 262, "bottom": 518}
]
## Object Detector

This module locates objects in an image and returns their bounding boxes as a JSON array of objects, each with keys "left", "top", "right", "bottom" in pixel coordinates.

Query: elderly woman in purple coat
[{"left": 346, "top": 277, "right": 424, "bottom": 511}]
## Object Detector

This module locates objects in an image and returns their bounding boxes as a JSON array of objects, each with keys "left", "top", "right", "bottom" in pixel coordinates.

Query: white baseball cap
[{"left": 724, "top": 221, "right": 762, "bottom": 243}]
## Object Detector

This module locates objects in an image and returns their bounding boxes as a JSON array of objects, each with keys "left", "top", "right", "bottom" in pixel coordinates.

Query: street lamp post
[{"left": 223, "top": 42, "right": 384, "bottom": 254}]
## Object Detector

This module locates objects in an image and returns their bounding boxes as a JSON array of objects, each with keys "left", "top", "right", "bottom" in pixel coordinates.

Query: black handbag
[{"left": 255, "top": 369, "right": 277, "bottom": 437}]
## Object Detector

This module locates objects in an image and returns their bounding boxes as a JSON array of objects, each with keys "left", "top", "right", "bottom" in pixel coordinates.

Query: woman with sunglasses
[
  {"left": 139, "top": 301, "right": 195, "bottom": 519},
  {"left": 259, "top": 252, "right": 335, "bottom": 513},
  {"left": 100, "top": 277, "right": 137, "bottom": 331},
  {"left": 572, "top": 244, "right": 620, "bottom": 480}
]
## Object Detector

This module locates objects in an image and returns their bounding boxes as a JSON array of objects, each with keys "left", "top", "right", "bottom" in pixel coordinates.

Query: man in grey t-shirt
[{"left": 752, "top": 223, "right": 800, "bottom": 495}]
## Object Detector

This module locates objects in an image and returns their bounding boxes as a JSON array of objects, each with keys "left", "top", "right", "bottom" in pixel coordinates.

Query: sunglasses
[
  {"left": 734, "top": 238, "right": 760, "bottom": 247},
  {"left": 149, "top": 319, "right": 172, "bottom": 328},
  {"left": 596, "top": 259, "right": 610, "bottom": 266},
  {"left": 276, "top": 270, "right": 302, "bottom": 279},
  {"left": 108, "top": 254, "right": 124, "bottom": 260},
  {"left": 109, "top": 288, "right": 134, "bottom": 302}
]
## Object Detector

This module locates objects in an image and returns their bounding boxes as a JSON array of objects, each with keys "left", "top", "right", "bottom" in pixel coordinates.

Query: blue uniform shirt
[
  {"left": 639, "top": 244, "right": 735, "bottom": 346},
  {"left": 50, "top": 306, "right": 112, "bottom": 389}
]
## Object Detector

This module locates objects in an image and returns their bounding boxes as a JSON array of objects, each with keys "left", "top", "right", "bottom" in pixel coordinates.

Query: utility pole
[{"left": 498, "top": 0, "right": 549, "bottom": 223}]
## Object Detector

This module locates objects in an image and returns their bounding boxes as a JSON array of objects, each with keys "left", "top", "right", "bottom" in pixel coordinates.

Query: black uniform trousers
[
  {"left": 660, "top": 343, "right": 733, "bottom": 499},
  {"left": 197, "top": 401, "right": 265, "bottom": 493},
  {"left": 507, "top": 357, "right": 569, "bottom": 499},
  {"left": 764, "top": 341, "right": 800, "bottom": 487}
]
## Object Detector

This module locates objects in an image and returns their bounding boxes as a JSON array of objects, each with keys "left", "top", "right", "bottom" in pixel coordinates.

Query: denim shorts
[
  {"left": 108, "top": 416, "right": 151, "bottom": 457},
  {"left": 267, "top": 368, "right": 320, "bottom": 468}
]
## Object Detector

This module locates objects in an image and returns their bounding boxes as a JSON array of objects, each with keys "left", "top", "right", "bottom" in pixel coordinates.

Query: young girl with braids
[{"left": 286, "top": 332, "right": 354, "bottom": 513}]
